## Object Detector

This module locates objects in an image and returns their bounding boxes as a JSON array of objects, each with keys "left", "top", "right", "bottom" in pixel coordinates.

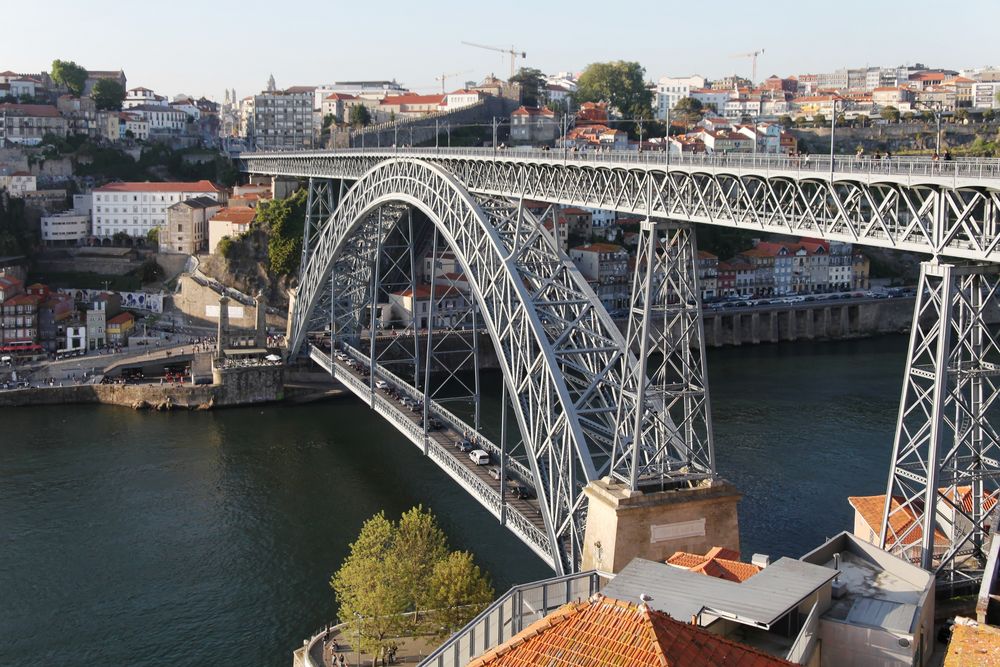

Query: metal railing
[
  {"left": 242, "top": 146, "right": 1000, "bottom": 181},
  {"left": 418, "top": 570, "right": 606, "bottom": 667},
  {"left": 785, "top": 601, "right": 821, "bottom": 664}
]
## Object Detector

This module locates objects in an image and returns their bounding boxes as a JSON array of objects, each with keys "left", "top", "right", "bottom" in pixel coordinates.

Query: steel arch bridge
[{"left": 243, "top": 148, "right": 1000, "bottom": 580}]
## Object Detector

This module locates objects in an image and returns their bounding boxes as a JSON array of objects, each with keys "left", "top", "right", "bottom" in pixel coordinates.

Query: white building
[
  {"left": 655, "top": 75, "right": 707, "bottom": 119},
  {"left": 569, "top": 243, "right": 630, "bottom": 310},
  {"left": 91, "top": 181, "right": 223, "bottom": 240},
  {"left": 123, "top": 87, "right": 165, "bottom": 109},
  {"left": 208, "top": 207, "right": 256, "bottom": 254},
  {"left": 126, "top": 104, "right": 188, "bottom": 132},
  {"left": 689, "top": 89, "right": 731, "bottom": 115},
  {"left": 41, "top": 194, "right": 92, "bottom": 245},
  {"left": 973, "top": 82, "right": 1000, "bottom": 109},
  {"left": 388, "top": 284, "right": 469, "bottom": 329},
  {"left": 119, "top": 112, "right": 149, "bottom": 140},
  {"left": 444, "top": 89, "right": 483, "bottom": 109}
]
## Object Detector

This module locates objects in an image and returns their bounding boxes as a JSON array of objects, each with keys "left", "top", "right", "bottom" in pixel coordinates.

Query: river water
[{"left": 0, "top": 335, "right": 907, "bottom": 666}]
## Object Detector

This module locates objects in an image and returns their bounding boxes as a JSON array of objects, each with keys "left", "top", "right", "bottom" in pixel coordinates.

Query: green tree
[
  {"left": 509, "top": 67, "right": 546, "bottom": 107},
  {"left": 902, "top": 111, "right": 916, "bottom": 122},
  {"left": 813, "top": 114, "right": 827, "bottom": 127},
  {"left": 574, "top": 61, "right": 653, "bottom": 136},
  {"left": 672, "top": 97, "right": 704, "bottom": 125},
  {"left": 92, "top": 79, "right": 125, "bottom": 110},
  {"left": 855, "top": 114, "right": 870, "bottom": 128},
  {"left": 880, "top": 106, "right": 900, "bottom": 123},
  {"left": 984, "top": 109, "right": 996, "bottom": 122},
  {"left": 50, "top": 59, "right": 88, "bottom": 96},
  {"left": 216, "top": 236, "right": 234, "bottom": 258},
  {"left": 349, "top": 104, "right": 372, "bottom": 128},
  {"left": 954, "top": 108, "right": 969, "bottom": 123},
  {"left": 146, "top": 227, "right": 159, "bottom": 246},
  {"left": 423, "top": 551, "right": 494, "bottom": 638},
  {"left": 920, "top": 110, "right": 935, "bottom": 123},
  {"left": 139, "top": 258, "right": 163, "bottom": 283},
  {"left": 257, "top": 188, "right": 307, "bottom": 276},
  {"left": 112, "top": 230, "right": 130, "bottom": 246},
  {"left": 778, "top": 115, "right": 793, "bottom": 130}
]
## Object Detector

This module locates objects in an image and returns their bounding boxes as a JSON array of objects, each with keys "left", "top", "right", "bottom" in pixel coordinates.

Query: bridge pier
[{"left": 581, "top": 478, "right": 741, "bottom": 574}]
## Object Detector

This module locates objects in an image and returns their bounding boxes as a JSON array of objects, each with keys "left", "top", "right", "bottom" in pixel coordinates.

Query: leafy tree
[
  {"left": 92, "top": 79, "right": 125, "bottom": 111},
  {"left": 349, "top": 104, "right": 371, "bottom": 128},
  {"left": 390, "top": 506, "right": 449, "bottom": 622},
  {"left": 920, "top": 110, "right": 935, "bottom": 123},
  {"left": 813, "top": 114, "right": 827, "bottom": 127},
  {"left": 112, "top": 231, "right": 130, "bottom": 246},
  {"left": 50, "top": 59, "right": 88, "bottom": 96},
  {"left": 546, "top": 99, "right": 568, "bottom": 115},
  {"left": 955, "top": 108, "right": 969, "bottom": 122},
  {"left": 902, "top": 111, "right": 916, "bottom": 122},
  {"left": 672, "top": 97, "right": 704, "bottom": 125},
  {"left": 217, "top": 236, "right": 234, "bottom": 258},
  {"left": 880, "top": 106, "right": 900, "bottom": 123},
  {"left": 778, "top": 115, "right": 793, "bottom": 130},
  {"left": 257, "top": 188, "right": 307, "bottom": 276},
  {"left": 0, "top": 191, "right": 35, "bottom": 256},
  {"left": 574, "top": 60, "right": 653, "bottom": 136},
  {"left": 146, "top": 228, "right": 159, "bottom": 246},
  {"left": 139, "top": 258, "right": 163, "bottom": 283},
  {"left": 855, "top": 114, "right": 870, "bottom": 128},
  {"left": 423, "top": 551, "right": 494, "bottom": 638},
  {"left": 509, "top": 67, "right": 546, "bottom": 107},
  {"left": 984, "top": 109, "right": 996, "bottom": 122}
]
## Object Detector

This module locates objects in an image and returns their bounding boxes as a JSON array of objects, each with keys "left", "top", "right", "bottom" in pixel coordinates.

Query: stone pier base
[{"left": 581, "top": 478, "right": 741, "bottom": 574}]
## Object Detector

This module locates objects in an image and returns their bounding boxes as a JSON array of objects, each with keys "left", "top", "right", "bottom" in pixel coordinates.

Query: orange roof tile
[
  {"left": 107, "top": 312, "right": 134, "bottom": 326},
  {"left": 944, "top": 621, "right": 1000, "bottom": 667},
  {"left": 95, "top": 180, "right": 220, "bottom": 193},
  {"left": 211, "top": 207, "right": 256, "bottom": 225},
  {"left": 666, "top": 547, "right": 760, "bottom": 583},
  {"left": 572, "top": 243, "right": 625, "bottom": 254},
  {"left": 468, "top": 595, "right": 793, "bottom": 667},
  {"left": 848, "top": 494, "right": 947, "bottom": 544}
]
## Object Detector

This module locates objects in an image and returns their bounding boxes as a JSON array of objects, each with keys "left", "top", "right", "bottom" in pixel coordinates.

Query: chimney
[{"left": 751, "top": 553, "right": 771, "bottom": 568}]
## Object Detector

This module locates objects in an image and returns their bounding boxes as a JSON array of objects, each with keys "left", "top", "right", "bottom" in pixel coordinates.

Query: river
[{"left": 0, "top": 335, "right": 907, "bottom": 666}]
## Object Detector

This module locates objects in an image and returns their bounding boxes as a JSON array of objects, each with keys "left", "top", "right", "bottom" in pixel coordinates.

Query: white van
[
  {"left": 374, "top": 379, "right": 388, "bottom": 390},
  {"left": 469, "top": 449, "right": 490, "bottom": 465}
]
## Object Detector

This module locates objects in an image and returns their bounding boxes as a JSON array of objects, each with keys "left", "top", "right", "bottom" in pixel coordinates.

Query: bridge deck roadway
[{"left": 306, "top": 342, "right": 555, "bottom": 568}]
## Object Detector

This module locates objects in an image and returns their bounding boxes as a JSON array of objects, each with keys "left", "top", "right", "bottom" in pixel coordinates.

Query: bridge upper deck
[{"left": 242, "top": 146, "right": 1000, "bottom": 189}]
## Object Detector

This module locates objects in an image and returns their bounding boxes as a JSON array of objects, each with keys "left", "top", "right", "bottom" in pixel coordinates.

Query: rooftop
[
  {"left": 945, "top": 620, "right": 1000, "bottom": 666},
  {"left": 572, "top": 243, "right": 625, "bottom": 254},
  {"left": 95, "top": 180, "right": 220, "bottom": 194},
  {"left": 468, "top": 594, "right": 793, "bottom": 667},
  {"left": 666, "top": 547, "right": 761, "bottom": 583},
  {"left": 211, "top": 207, "right": 256, "bottom": 225}
]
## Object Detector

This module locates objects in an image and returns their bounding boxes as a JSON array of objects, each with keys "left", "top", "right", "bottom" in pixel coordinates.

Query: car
[
  {"left": 455, "top": 439, "right": 475, "bottom": 453},
  {"left": 426, "top": 418, "right": 443, "bottom": 431},
  {"left": 374, "top": 379, "right": 388, "bottom": 390},
  {"left": 510, "top": 485, "right": 534, "bottom": 500},
  {"left": 488, "top": 466, "right": 502, "bottom": 480},
  {"left": 469, "top": 449, "right": 490, "bottom": 465},
  {"left": 804, "top": 296, "right": 816, "bottom": 302}
]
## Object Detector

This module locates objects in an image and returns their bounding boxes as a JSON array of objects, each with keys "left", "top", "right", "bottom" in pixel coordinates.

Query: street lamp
[
  {"left": 354, "top": 612, "right": 362, "bottom": 667},
  {"left": 914, "top": 100, "right": 944, "bottom": 154},
  {"left": 829, "top": 98, "right": 838, "bottom": 182}
]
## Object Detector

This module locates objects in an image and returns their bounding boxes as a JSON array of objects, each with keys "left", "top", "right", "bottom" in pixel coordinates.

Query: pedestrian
[{"left": 943, "top": 150, "right": 953, "bottom": 161}]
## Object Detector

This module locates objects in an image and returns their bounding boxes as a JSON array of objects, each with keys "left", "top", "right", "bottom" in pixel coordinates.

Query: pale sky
[{"left": 5, "top": 0, "right": 998, "bottom": 102}]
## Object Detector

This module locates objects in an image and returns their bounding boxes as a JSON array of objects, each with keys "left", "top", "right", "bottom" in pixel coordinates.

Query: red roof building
[
  {"left": 666, "top": 546, "right": 762, "bottom": 583},
  {"left": 468, "top": 595, "right": 794, "bottom": 667}
]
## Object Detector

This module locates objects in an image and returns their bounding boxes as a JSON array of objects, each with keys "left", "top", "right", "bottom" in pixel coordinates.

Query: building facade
[
  {"left": 160, "top": 197, "right": 223, "bottom": 254},
  {"left": 92, "top": 181, "right": 222, "bottom": 240}
]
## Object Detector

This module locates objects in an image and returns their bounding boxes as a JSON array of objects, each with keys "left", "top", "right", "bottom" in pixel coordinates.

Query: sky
[{"left": 5, "top": 0, "right": 999, "bottom": 101}]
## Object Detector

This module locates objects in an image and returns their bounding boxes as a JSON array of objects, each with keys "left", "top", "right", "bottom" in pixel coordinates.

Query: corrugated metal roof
[
  {"left": 845, "top": 597, "right": 917, "bottom": 633},
  {"left": 602, "top": 558, "right": 838, "bottom": 629}
]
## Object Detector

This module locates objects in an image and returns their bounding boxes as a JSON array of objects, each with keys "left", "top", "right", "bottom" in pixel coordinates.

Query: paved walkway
[{"left": 314, "top": 630, "right": 442, "bottom": 667}]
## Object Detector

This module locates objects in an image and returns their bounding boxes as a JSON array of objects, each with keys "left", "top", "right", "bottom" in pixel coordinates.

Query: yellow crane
[
  {"left": 461, "top": 41, "right": 526, "bottom": 78},
  {"left": 730, "top": 48, "right": 765, "bottom": 84},
  {"left": 435, "top": 70, "right": 472, "bottom": 94}
]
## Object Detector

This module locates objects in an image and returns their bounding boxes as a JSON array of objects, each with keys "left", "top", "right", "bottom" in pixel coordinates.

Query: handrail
[{"left": 785, "top": 600, "right": 821, "bottom": 664}]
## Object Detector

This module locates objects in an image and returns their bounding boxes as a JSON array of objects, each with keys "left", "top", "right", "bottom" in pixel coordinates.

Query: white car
[
  {"left": 469, "top": 449, "right": 490, "bottom": 465},
  {"left": 374, "top": 380, "right": 388, "bottom": 390}
]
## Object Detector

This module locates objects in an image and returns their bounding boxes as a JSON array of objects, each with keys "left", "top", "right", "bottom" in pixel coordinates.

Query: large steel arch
[{"left": 291, "top": 158, "right": 648, "bottom": 571}]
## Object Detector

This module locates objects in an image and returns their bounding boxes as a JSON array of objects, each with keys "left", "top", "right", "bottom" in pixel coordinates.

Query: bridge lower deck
[{"left": 307, "top": 342, "right": 555, "bottom": 569}]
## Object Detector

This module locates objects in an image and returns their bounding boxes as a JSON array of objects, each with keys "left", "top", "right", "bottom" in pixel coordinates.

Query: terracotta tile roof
[
  {"left": 666, "top": 547, "right": 760, "bottom": 583},
  {"left": 468, "top": 595, "right": 793, "bottom": 667},
  {"left": 0, "top": 103, "right": 60, "bottom": 117},
  {"left": 211, "top": 207, "right": 256, "bottom": 225},
  {"left": 848, "top": 494, "right": 947, "bottom": 544},
  {"left": 95, "top": 180, "right": 220, "bottom": 193},
  {"left": 324, "top": 93, "right": 357, "bottom": 100},
  {"left": 3, "top": 293, "right": 40, "bottom": 307},
  {"left": 392, "top": 284, "right": 464, "bottom": 299},
  {"left": 107, "top": 312, "right": 134, "bottom": 326},
  {"left": 698, "top": 250, "right": 718, "bottom": 260},
  {"left": 944, "top": 620, "right": 1000, "bottom": 666},
  {"left": 379, "top": 94, "right": 445, "bottom": 106},
  {"left": 572, "top": 243, "right": 626, "bottom": 254},
  {"left": 512, "top": 105, "right": 555, "bottom": 117}
]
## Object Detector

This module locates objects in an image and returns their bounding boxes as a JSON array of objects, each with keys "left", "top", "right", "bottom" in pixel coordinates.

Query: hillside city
[{"left": 2, "top": 51, "right": 1000, "bottom": 667}]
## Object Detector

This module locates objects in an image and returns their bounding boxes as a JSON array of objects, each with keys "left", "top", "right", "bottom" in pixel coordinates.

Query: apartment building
[
  {"left": 569, "top": 243, "right": 629, "bottom": 310},
  {"left": 250, "top": 86, "right": 316, "bottom": 150},
  {"left": 92, "top": 181, "right": 223, "bottom": 240},
  {"left": 0, "top": 103, "right": 68, "bottom": 145},
  {"left": 160, "top": 197, "right": 223, "bottom": 254}
]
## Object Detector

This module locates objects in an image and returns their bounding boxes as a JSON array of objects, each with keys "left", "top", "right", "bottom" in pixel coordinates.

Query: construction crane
[
  {"left": 461, "top": 41, "right": 526, "bottom": 78},
  {"left": 435, "top": 70, "right": 472, "bottom": 94},
  {"left": 730, "top": 48, "right": 765, "bottom": 84}
]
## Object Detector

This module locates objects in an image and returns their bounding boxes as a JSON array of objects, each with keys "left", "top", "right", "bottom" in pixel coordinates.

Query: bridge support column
[
  {"left": 880, "top": 261, "right": 1000, "bottom": 582},
  {"left": 581, "top": 478, "right": 741, "bottom": 574}
]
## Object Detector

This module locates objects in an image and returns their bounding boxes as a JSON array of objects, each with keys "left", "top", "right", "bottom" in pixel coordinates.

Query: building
[
  {"left": 40, "top": 198, "right": 90, "bottom": 245},
  {"left": 697, "top": 128, "right": 755, "bottom": 154},
  {"left": 125, "top": 104, "right": 188, "bottom": 133},
  {"left": 85, "top": 293, "right": 121, "bottom": 350},
  {"left": 509, "top": 106, "right": 558, "bottom": 144},
  {"left": 1, "top": 292, "right": 40, "bottom": 347},
  {"left": 973, "top": 81, "right": 1000, "bottom": 109},
  {"left": 569, "top": 243, "right": 629, "bottom": 310},
  {"left": 320, "top": 92, "right": 359, "bottom": 124},
  {"left": 161, "top": 196, "right": 223, "bottom": 254},
  {"left": 0, "top": 170, "right": 36, "bottom": 196},
  {"left": 92, "top": 181, "right": 223, "bottom": 240},
  {"left": 249, "top": 86, "right": 316, "bottom": 150},
  {"left": 0, "top": 275, "right": 23, "bottom": 302},
  {"left": 558, "top": 207, "right": 593, "bottom": 239},
  {"left": 36, "top": 288, "right": 75, "bottom": 353},
  {"left": 665, "top": 546, "right": 762, "bottom": 582},
  {"left": 696, "top": 250, "right": 718, "bottom": 299},
  {"left": 387, "top": 284, "right": 469, "bottom": 329},
  {"left": 467, "top": 594, "right": 793, "bottom": 667},
  {"left": 123, "top": 86, "right": 165, "bottom": 109},
  {"left": 208, "top": 206, "right": 256, "bottom": 254},
  {"left": 106, "top": 311, "right": 135, "bottom": 345},
  {"left": 377, "top": 93, "right": 445, "bottom": 119},
  {"left": 0, "top": 104, "right": 68, "bottom": 145},
  {"left": 655, "top": 75, "right": 707, "bottom": 119},
  {"left": 118, "top": 112, "right": 149, "bottom": 140},
  {"left": 444, "top": 89, "right": 484, "bottom": 109},
  {"left": 83, "top": 69, "right": 126, "bottom": 96}
]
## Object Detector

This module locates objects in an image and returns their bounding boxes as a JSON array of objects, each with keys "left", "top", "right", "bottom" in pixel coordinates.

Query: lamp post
[
  {"left": 829, "top": 98, "right": 838, "bottom": 182},
  {"left": 354, "top": 612, "right": 362, "bottom": 667}
]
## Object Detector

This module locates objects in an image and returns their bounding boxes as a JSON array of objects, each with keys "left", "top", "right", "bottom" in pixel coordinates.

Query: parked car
[
  {"left": 488, "top": 466, "right": 502, "bottom": 480},
  {"left": 469, "top": 449, "right": 490, "bottom": 465},
  {"left": 375, "top": 379, "right": 388, "bottom": 390},
  {"left": 455, "top": 438, "right": 475, "bottom": 453},
  {"left": 511, "top": 485, "right": 534, "bottom": 500}
]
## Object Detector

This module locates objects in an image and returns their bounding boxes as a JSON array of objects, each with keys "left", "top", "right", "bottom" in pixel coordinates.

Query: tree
[
  {"left": 778, "top": 115, "right": 793, "bottom": 130},
  {"left": 855, "top": 114, "right": 870, "bottom": 128},
  {"left": 574, "top": 61, "right": 653, "bottom": 136},
  {"left": 880, "top": 106, "right": 900, "bottom": 123},
  {"left": 112, "top": 230, "right": 130, "bottom": 246},
  {"left": 673, "top": 97, "right": 704, "bottom": 125},
  {"left": 813, "top": 114, "right": 827, "bottom": 127},
  {"left": 509, "top": 67, "right": 546, "bottom": 107},
  {"left": 216, "top": 236, "right": 234, "bottom": 258},
  {"left": 422, "top": 551, "right": 494, "bottom": 638},
  {"left": 920, "top": 110, "right": 935, "bottom": 123},
  {"left": 258, "top": 188, "right": 307, "bottom": 276},
  {"left": 902, "top": 111, "right": 916, "bottom": 122},
  {"left": 955, "top": 108, "right": 969, "bottom": 123},
  {"left": 50, "top": 59, "right": 88, "bottom": 96},
  {"left": 92, "top": 79, "right": 125, "bottom": 111},
  {"left": 349, "top": 104, "right": 371, "bottom": 128},
  {"left": 146, "top": 228, "right": 159, "bottom": 246},
  {"left": 984, "top": 109, "right": 996, "bottom": 122},
  {"left": 139, "top": 258, "right": 163, "bottom": 283}
]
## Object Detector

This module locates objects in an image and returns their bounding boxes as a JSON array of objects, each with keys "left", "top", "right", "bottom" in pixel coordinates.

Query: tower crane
[
  {"left": 461, "top": 41, "right": 526, "bottom": 78},
  {"left": 730, "top": 48, "right": 765, "bottom": 84},
  {"left": 435, "top": 70, "right": 472, "bottom": 94}
]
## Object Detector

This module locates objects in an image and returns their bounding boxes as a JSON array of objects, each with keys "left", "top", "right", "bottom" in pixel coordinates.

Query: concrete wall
[{"left": 171, "top": 275, "right": 258, "bottom": 329}]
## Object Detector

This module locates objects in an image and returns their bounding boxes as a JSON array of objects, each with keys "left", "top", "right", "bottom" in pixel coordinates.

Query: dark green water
[{"left": 0, "top": 335, "right": 907, "bottom": 666}]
